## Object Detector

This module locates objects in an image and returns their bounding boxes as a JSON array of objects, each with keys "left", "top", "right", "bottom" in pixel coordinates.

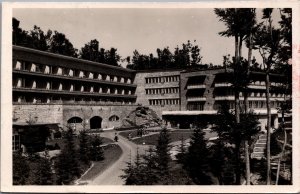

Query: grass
[
  {"left": 80, "top": 144, "right": 123, "bottom": 181},
  {"left": 46, "top": 137, "right": 113, "bottom": 150},
  {"left": 131, "top": 130, "right": 218, "bottom": 145},
  {"left": 132, "top": 132, "right": 193, "bottom": 145}
]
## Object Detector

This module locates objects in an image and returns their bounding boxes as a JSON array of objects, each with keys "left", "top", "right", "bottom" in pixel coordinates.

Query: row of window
[
  {"left": 14, "top": 61, "right": 132, "bottom": 84},
  {"left": 187, "top": 103, "right": 204, "bottom": 111},
  {"left": 13, "top": 96, "right": 135, "bottom": 104},
  {"left": 149, "top": 98, "right": 180, "bottom": 106},
  {"left": 145, "top": 75, "right": 180, "bottom": 84},
  {"left": 145, "top": 87, "right": 179, "bottom": 95},
  {"left": 214, "top": 101, "right": 283, "bottom": 110}
]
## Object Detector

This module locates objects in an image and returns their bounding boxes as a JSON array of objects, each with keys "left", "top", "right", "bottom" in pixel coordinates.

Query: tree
[
  {"left": 175, "top": 136, "right": 187, "bottom": 164},
  {"left": 33, "top": 150, "right": 53, "bottom": 185},
  {"left": 80, "top": 39, "right": 101, "bottom": 62},
  {"left": 48, "top": 31, "right": 78, "bottom": 57},
  {"left": 252, "top": 8, "right": 284, "bottom": 184},
  {"left": 183, "top": 127, "right": 211, "bottom": 185},
  {"left": 215, "top": 8, "right": 258, "bottom": 184},
  {"left": 55, "top": 127, "right": 80, "bottom": 184},
  {"left": 89, "top": 135, "right": 104, "bottom": 161},
  {"left": 78, "top": 130, "right": 91, "bottom": 165},
  {"left": 155, "top": 127, "right": 172, "bottom": 177},
  {"left": 13, "top": 151, "right": 30, "bottom": 185}
]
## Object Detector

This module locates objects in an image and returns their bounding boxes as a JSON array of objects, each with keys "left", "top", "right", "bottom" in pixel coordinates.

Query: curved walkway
[{"left": 88, "top": 131, "right": 148, "bottom": 185}]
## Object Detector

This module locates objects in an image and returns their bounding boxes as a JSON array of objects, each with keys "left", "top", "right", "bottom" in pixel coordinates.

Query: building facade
[{"left": 12, "top": 46, "right": 291, "bottom": 149}]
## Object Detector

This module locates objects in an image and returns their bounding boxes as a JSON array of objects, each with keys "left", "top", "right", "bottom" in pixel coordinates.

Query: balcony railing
[
  {"left": 215, "top": 96, "right": 285, "bottom": 101},
  {"left": 13, "top": 101, "right": 137, "bottom": 106},
  {"left": 187, "top": 97, "right": 206, "bottom": 102},
  {"left": 13, "top": 69, "right": 136, "bottom": 88},
  {"left": 215, "top": 82, "right": 285, "bottom": 89},
  {"left": 187, "top": 84, "right": 206, "bottom": 89},
  {"left": 13, "top": 87, "right": 137, "bottom": 99}
]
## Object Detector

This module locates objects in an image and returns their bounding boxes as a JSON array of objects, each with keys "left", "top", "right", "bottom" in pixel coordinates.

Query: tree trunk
[
  {"left": 244, "top": 23, "right": 253, "bottom": 185},
  {"left": 266, "top": 69, "right": 271, "bottom": 185}
]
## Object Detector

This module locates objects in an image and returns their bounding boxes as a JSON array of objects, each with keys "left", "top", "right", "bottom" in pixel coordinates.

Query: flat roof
[
  {"left": 13, "top": 45, "right": 136, "bottom": 73},
  {"left": 13, "top": 122, "right": 60, "bottom": 127}
]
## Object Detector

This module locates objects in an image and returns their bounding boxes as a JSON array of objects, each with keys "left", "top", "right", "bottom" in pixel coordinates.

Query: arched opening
[
  {"left": 109, "top": 115, "right": 120, "bottom": 122},
  {"left": 90, "top": 116, "right": 102, "bottom": 129},
  {"left": 67, "top": 116, "right": 83, "bottom": 124}
]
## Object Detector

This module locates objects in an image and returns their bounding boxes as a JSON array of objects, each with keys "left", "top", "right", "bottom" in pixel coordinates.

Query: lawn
[
  {"left": 46, "top": 136, "right": 113, "bottom": 150},
  {"left": 80, "top": 144, "right": 123, "bottom": 181},
  {"left": 132, "top": 132, "right": 193, "bottom": 145},
  {"left": 131, "top": 130, "right": 218, "bottom": 145}
]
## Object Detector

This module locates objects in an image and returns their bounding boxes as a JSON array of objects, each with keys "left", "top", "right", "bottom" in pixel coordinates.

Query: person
[{"left": 114, "top": 133, "right": 119, "bottom": 142}]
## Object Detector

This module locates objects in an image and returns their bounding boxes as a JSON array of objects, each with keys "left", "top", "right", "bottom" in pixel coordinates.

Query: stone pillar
[
  {"left": 120, "top": 77, "right": 124, "bottom": 83},
  {"left": 113, "top": 76, "right": 118, "bottom": 82},
  {"left": 70, "top": 84, "right": 74, "bottom": 91},
  {"left": 89, "top": 72, "right": 93, "bottom": 79},
  {"left": 58, "top": 83, "right": 62, "bottom": 91},
  {"left": 127, "top": 78, "right": 131, "bottom": 84},
  {"left": 18, "top": 97, "right": 22, "bottom": 103},
  {"left": 69, "top": 69, "right": 74, "bottom": 76},
  {"left": 31, "top": 63, "right": 36, "bottom": 72},
  {"left": 115, "top": 89, "right": 118, "bottom": 94},
  {"left": 44, "top": 65, "right": 50, "bottom": 74},
  {"left": 90, "top": 86, "right": 94, "bottom": 93},
  {"left": 17, "top": 78, "right": 22, "bottom": 88},
  {"left": 79, "top": 71, "right": 84, "bottom": 78},
  {"left": 98, "top": 74, "right": 102, "bottom": 80},
  {"left": 57, "top": 67, "right": 62, "bottom": 75},
  {"left": 15, "top": 61, "right": 21, "bottom": 70},
  {"left": 121, "top": 89, "right": 125, "bottom": 94},
  {"left": 106, "top": 75, "right": 110, "bottom": 81},
  {"left": 33, "top": 98, "right": 37, "bottom": 103},
  {"left": 99, "top": 87, "right": 102, "bottom": 93},
  {"left": 107, "top": 87, "right": 111, "bottom": 93},
  {"left": 47, "top": 98, "right": 50, "bottom": 103},
  {"left": 32, "top": 80, "right": 36, "bottom": 89},
  {"left": 128, "top": 90, "right": 132, "bottom": 95},
  {"left": 81, "top": 86, "right": 84, "bottom": 92},
  {"left": 46, "top": 82, "right": 50, "bottom": 90}
]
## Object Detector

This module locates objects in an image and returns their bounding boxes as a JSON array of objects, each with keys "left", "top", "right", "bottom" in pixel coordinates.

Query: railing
[
  {"left": 215, "top": 82, "right": 285, "bottom": 89},
  {"left": 187, "top": 84, "right": 206, "bottom": 89},
  {"left": 13, "top": 101, "right": 138, "bottom": 106},
  {"left": 187, "top": 97, "right": 206, "bottom": 101},
  {"left": 215, "top": 96, "right": 285, "bottom": 101},
  {"left": 13, "top": 69, "right": 136, "bottom": 87},
  {"left": 13, "top": 87, "right": 137, "bottom": 98}
]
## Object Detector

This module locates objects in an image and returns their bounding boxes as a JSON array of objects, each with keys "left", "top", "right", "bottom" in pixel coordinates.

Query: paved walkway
[{"left": 88, "top": 131, "right": 148, "bottom": 185}]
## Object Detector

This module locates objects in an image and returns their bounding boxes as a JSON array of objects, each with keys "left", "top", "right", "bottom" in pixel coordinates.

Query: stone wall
[{"left": 13, "top": 104, "right": 63, "bottom": 124}]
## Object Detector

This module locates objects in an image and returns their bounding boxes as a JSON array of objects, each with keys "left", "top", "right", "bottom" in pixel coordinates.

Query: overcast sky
[{"left": 13, "top": 8, "right": 281, "bottom": 67}]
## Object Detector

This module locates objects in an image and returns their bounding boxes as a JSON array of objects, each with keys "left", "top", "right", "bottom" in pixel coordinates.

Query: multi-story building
[
  {"left": 163, "top": 68, "right": 291, "bottom": 129},
  {"left": 12, "top": 46, "right": 292, "bottom": 150}
]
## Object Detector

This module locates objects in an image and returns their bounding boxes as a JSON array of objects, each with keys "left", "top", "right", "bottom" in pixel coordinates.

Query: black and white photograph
[{"left": 1, "top": 1, "right": 300, "bottom": 193}]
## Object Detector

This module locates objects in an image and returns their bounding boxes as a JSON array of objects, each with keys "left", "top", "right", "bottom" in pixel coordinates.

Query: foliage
[
  {"left": 79, "top": 39, "right": 121, "bottom": 66},
  {"left": 183, "top": 127, "right": 211, "bottom": 184},
  {"left": 33, "top": 150, "right": 54, "bottom": 185},
  {"left": 78, "top": 130, "right": 91, "bottom": 165},
  {"left": 55, "top": 127, "right": 81, "bottom": 185},
  {"left": 13, "top": 151, "right": 30, "bottom": 185},
  {"left": 89, "top": 135, "right": 104, "bottom": 161},
  {"left": 126, "top": 40, "right": 203, "bottom": 70}
]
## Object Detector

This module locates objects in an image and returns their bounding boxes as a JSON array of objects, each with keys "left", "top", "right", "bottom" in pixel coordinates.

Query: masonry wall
[
  {"left": 134, "top": 70, "right": 181, "bottom": 118},
  {"left": 13, "top": 104, "right": 63, "bottom": 124}
]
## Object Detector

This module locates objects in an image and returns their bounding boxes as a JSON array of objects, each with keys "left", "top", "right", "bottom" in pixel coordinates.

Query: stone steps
[{"left": 251, "top": 133, "right": 267, "bottom": 159}]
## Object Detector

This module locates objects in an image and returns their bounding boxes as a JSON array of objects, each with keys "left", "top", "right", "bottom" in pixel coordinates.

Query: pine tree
[
  {"left": 155, "top": 127, "right": 171, "bottom": 178},
  {"left": 13, "top": 151, "right": 30, "bottom": 185},
  {"left": 176, "top": 136, "right": 187, "bottom": 164},
  {"left": 55, "top": 127, "right": 80, "bottom": 185},
  {"left": 184, "top": 127, "right": 211, "bottom": 185},
  {"left": 34, "top": 150, "right": 53, "bottom": 185},
  {"left": 79, "top": 129, "right": 91, "bottom": 165},
  {"left": 142, "top": 147, "right": 158, "bottom": 184},
  {"left": 89, "top": 135, "right": 104, "bottom": 161}
]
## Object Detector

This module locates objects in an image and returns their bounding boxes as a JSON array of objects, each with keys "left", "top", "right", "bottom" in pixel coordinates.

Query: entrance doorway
[{"left": 90, "top": 116, "right": 102, "bottom": 129}]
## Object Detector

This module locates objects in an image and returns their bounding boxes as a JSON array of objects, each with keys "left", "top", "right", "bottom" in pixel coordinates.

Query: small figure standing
[{"left": 114, "top": 132, "right": 119, "bottom": 142}]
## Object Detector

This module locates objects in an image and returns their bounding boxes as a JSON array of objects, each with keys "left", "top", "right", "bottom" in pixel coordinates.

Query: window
[{"left": 109, "top": 115, "right": 119, "bottom": 122}]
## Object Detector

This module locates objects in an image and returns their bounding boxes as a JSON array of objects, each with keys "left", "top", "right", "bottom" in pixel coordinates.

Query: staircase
[{"left": 251, "top": 134, "right": 267, "bottom": 159}]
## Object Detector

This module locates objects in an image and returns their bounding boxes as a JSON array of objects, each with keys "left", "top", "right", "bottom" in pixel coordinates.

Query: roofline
[{"left": 13, "top": 45, "right": 136, "bottom": 73}]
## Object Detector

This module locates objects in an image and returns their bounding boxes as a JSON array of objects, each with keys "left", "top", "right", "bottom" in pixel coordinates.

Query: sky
[{"left": 13, "top": 8, "right": 281, "bottom": 67}]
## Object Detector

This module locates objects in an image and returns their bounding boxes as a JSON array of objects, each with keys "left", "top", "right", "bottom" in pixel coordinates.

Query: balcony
[
  {"left": 187, "top": 97, "right": 206, "bottom": 102},
  {"left": 13, "top": 69, "right": 136, "bottom": 88},
  {"left": 13, "top": 87, "right": 137, "bottom": 99},
  {"left": 214, "top": 83, "right": 232, "bottom": 87},
  {"left": 215, "top": 96, "right": 285, "bottom": 101},
  {"left": 187, "top": 84, "right": 206, "bottom": 90}
]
